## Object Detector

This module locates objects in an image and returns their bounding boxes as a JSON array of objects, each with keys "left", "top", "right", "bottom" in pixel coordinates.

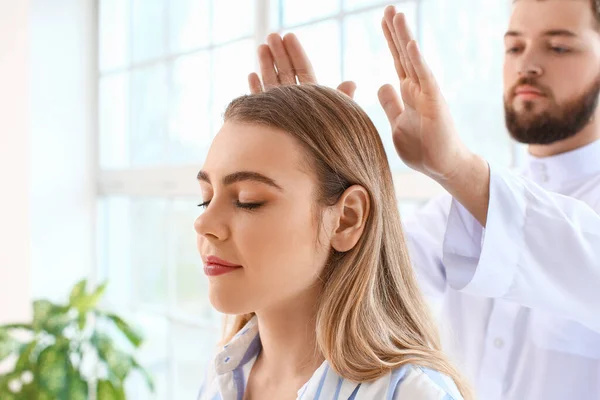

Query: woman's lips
[{"left": 204, "top": 255, "right": 242, "bottom": 277}]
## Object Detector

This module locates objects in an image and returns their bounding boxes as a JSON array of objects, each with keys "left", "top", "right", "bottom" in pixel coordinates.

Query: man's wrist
[
  {"left": 434, "top": 147, "right": 477, "bottom": 188},
  {"left": 436, "top": 150, "right": 491, "bottom": 226}
]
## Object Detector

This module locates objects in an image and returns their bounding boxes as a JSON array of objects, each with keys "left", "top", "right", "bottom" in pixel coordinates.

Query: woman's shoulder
[
  {"left": 197, "top": 361, "right": 216, "bottom": 400},
  {"left": 386, "top": 364, "right": 463, "bottom": 400},
  {"left": 336, "top": 364, "right": 463, "bottom": 399},
  {"left": 197, "top": 353, "right": 221, "bottom": 400}
]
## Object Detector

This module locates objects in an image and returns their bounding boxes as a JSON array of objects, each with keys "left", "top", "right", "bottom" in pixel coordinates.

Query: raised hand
[
  {"left": 248, "top": 33, "right": 357, "bottom": 98},
  {"left": 379, "top": 6, "right": 490, "bottom": 225},
  {"left": 378, "top": 6, "right": 469, "bottom": 182}
]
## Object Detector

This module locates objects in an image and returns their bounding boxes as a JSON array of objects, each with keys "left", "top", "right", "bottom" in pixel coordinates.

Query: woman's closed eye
[
  {"left": 197, "top": 200, "right": 265, "bottom": 211},
  {"left": 235, "top": 200, "right": 265, "bottom": 210}
]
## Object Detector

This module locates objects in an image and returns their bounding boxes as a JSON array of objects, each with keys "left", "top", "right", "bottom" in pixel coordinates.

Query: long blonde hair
[{"left": 220, "top": 84, "right": 472, "bottom": 399}]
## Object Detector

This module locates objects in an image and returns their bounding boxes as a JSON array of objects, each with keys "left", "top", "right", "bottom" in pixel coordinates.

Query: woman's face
[{"left": 194, "top": 121, "right": 333, "bottom": 315}]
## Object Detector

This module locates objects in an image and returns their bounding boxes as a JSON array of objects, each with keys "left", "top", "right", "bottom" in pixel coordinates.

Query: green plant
[{"left": 0, "top": 279, "right": 154, "bottom": 399}]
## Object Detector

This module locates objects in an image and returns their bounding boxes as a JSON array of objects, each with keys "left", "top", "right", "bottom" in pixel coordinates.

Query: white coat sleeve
[
  {"left": 402, "top": 194, "right": 453, "bottom": 318},
  {"left": 442, "top": 164, "right": 600, "bottom": 332}
]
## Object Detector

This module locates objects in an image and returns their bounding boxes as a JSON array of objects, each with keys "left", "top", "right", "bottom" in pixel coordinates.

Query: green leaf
[
  {"left": 54, "top": 335, "right": 70, "bottom": 349},
  {"left": 44, "top": 312, "right": 73, "bottom": 337},
  {"left": 0, "top": 324, "right": 33, "bottom": 331},
  {"left": 132, "top": 358, "right": 155, "bottom": 392},
  {"left": 0, "top": 392, "right": 16, "bottom": 400},
  {"left": 14, "top": 341, "right": 38, "bottom": 371},
  {"left": 0, "top": 373, "right": 10, "bottom": 392},
  {"left": 103, "top": 312, "right": 143, "bottom": 348},
  {"left": 93, "top": 333, "right": 133, "bottom": 381},
  {"left": 18, "top": 380, "right": 42, "bottom": 399},
  {"left": 18, "top": 384, "right": 34, "bottom": 398},
  {"left": 36, "top": 344, "right": 69, "bottom": 397},
  {"left": 0, "top": 329, "right": 18, "bottom": 362},
  {"left": 97, "top": 379, "right": 125, "bottom": 400},
  {"left": 0, "top": 371, "right": 27, "bottom": 399},
  {"left": 69, "top": 279, "right": 88, "bottom": 307},
  {"left": 32, "top": 300, "right": 54, "bottom": 331},
  {"left": 72, "top": 281, "right": 108, "bottom": 314},
  {"left": 32, "top": 300, "right": 70, "bottom": 335},
  {"left": 77, "top": 312, "right": 87, "bottom": 331},
  {"left": 89, "top": 281, "right": 108, "bottom": 302},
  {"left": 31, "top": 298, "right": 73, "bottom": 336},
  {"left": 67, "top": 364, "right": 88, "bottom": 400},
  {"left": 114, "top": 383, "right": 126, "bottom": 400},
  {"left": 36, "top": 390, "right": 55, "bottom": 400}
]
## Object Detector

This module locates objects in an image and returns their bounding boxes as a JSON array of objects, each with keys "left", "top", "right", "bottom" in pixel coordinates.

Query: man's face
[{"left": 503, "top": 0, "right": 600, "bottom": 144}]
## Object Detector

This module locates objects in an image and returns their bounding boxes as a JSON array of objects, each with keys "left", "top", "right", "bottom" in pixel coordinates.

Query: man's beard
[{"left": 504, "top": 77, "right": 600, "bottom": 145}]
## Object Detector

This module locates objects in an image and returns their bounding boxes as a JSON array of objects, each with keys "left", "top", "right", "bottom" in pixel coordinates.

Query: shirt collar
[
  {"left": 524, "top": 139, "right": 600, "bottom": 190},
  {"left": 213, "top": 316, "right": 338, "bottom": 398},
  {"left": 214, "top": 316, "right": 261, "bottom": 375}
]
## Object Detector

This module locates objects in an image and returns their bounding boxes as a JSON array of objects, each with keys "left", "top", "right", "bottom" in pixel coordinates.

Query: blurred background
[{"left": 0, "top": 0, "right": 520, "bottom": 398}]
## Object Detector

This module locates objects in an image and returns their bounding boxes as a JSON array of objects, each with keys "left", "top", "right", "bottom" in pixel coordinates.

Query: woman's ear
[{"left": 330, "top": 185, "right": 370, "bottom": 252}]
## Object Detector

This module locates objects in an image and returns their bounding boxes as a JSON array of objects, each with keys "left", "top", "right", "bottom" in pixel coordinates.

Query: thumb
[{"left": 337, "top": 81, "right": 357, "bottom": 99}]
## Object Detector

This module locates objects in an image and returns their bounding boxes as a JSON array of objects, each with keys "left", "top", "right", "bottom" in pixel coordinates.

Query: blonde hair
[{"left": 220, "top": 84, "right": 472, "bottom": 399}]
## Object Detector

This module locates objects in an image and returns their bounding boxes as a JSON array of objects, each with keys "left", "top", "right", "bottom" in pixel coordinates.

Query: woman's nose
[{"left": 194, "top": 206, "right": 229, "bottom": 242}]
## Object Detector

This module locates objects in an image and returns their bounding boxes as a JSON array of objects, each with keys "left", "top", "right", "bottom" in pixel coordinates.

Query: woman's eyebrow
[{"left": 196, "top": 170, "right": 284, "bottom": 191}]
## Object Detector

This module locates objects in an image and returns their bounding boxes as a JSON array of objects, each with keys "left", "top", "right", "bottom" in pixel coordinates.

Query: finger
[
  {"left": 378, "top": 84, "right": 405, "bottom": 126},
  {"left": 258, "top": 44, "right": 279, "bottom": 90},
  {"left": 392, "top": 13, "right": 418, "bottom": 82},
  {"left": 381, "top": 16, "right": 406, "bottom": 81},
  {"left": 267, "top": 33, "right": 296, "bottom": 85},
  {"left": 407, "top": 40, "right": 437, "bottom": 95},
  {"left": 282, "top": 33, "right": 317, "bottom": 84},
  {"left": 337, "top": 81, "right": 357, "bottom": 98},
  {"left": 384, "top": 6, "right": 408, "bottom": 81},
  {"left": 248, "top": 73, "right": 263, "bottom": 94}
]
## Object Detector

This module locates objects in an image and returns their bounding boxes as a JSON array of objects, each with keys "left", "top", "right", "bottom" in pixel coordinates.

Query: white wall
[
  {"left": 0, "top": 0, "right": 97, "bottom": 324},
  {"left": 29, "top": 0, "right": 97, "bottom": 302},
  {"left": 0, "top": 0, "right": 32, "bottom": 324}
]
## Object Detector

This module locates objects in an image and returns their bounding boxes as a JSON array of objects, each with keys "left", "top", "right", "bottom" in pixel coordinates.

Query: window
[{"left": 97, "top": 0, "right": 512, "bottom": 397}]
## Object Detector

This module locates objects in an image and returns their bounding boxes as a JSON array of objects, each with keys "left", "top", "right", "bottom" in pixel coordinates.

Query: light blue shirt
[{"left": 198, "top": 316, "right": 464, "bottom": 399}]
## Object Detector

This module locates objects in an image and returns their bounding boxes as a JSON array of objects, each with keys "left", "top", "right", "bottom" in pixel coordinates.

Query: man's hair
[
  {"left": 514, "top": 0, "right": 600, "bottom": 25},
  {"left": 592, "top": 0, "right": 600, "bottom": 24}
]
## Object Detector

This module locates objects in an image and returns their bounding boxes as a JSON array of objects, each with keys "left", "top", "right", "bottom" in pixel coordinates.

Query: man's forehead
[{"left": 509, "top": 0, "right": 596, "bottom": 34}]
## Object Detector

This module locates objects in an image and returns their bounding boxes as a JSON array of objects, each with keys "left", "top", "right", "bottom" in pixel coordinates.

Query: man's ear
[{"left": 330, "top": 185, "right": 370, "bottom": 252}]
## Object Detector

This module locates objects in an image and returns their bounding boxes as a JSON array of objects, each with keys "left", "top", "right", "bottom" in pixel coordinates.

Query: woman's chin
[{"left": 209, "top": 288, "right": 253, "bottom": 315}]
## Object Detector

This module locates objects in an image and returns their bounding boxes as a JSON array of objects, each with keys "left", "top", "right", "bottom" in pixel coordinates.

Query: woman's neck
[{"left": 253, "top": 284, "right": 325, "bottom": 381}]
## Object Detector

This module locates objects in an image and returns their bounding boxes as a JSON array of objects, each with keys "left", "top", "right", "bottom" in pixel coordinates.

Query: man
[{"left": 248, "top": 1, "right": 600, "bottom": 399}]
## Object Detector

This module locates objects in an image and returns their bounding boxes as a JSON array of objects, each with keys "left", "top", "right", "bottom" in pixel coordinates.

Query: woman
[{"left": 195, "top": 84, "right": 471, "bottom": 399}]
